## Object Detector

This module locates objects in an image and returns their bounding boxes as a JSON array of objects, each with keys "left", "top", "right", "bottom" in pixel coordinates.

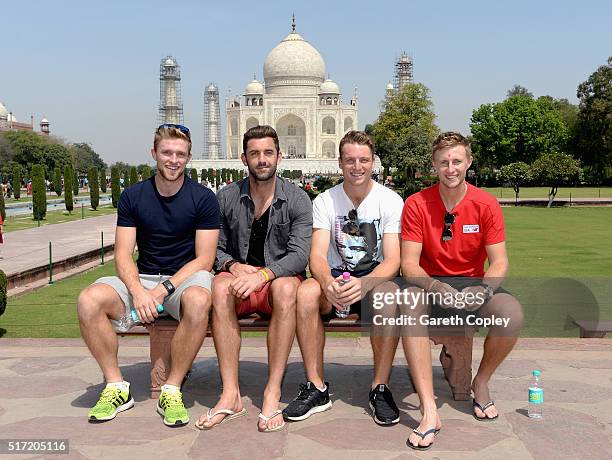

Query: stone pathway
[{"left": 0, "top": 337, "right": 610, "bottom": 459}]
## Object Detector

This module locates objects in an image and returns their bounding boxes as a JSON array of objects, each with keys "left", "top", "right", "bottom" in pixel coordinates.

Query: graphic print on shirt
[{"left": 334, "top": 213, "right": 381, "bottom": 272}]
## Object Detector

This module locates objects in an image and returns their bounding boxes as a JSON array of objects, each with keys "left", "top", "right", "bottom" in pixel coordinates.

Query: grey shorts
[{"left": 94, "top": 271, "right": 213, "bottom": 321}]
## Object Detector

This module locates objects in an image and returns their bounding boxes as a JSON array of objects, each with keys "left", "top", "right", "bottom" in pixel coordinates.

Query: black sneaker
[
  {"left": 368, "top": 384, "right": 400, "bottom": 425},
  {"left": 282, "top": 381, "right": 332, "bottom": 421}
]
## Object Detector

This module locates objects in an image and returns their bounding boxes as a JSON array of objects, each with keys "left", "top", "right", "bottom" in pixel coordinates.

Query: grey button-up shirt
[{"left": 215, "top": 176, "right": 312, "bottom": 277}]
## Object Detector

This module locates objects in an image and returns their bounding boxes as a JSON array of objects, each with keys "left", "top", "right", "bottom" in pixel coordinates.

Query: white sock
[
  {"left": 317, "top": 384, "right": 327, "bottom": 392},
  {"left": 107, "top": 381, "right": 129, "bottom": 391},
  {"left": 161, "top": 384, "right": 180, "bottom": 393}
]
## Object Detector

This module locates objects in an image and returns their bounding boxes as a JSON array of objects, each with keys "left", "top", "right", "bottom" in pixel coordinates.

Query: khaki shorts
[{"left": 94, "top": 271, "right": 213, "bottom": 321}]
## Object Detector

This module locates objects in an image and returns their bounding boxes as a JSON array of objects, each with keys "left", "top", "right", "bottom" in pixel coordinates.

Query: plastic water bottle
[
  {"left": 528, "top": 370, "right": 543, "bottom": 418},
  {"left": 112, "top": 304, "right": 165, "bottom": 332},
  {"left": 336, "top": 272, "right": 351, "bottom": 318}
]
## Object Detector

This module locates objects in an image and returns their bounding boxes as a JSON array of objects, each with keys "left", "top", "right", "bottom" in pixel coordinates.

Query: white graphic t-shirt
[{"left": 312, "top": 181, "right": 404, "bottom": 272}]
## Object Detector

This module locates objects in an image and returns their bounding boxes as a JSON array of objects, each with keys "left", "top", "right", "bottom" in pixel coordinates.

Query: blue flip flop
[
  {"left": 406, "top": 427, "right": 441, "bottom": 450},
  {"left": 473, "top": 399, "right": 499, "bottom": 421}
]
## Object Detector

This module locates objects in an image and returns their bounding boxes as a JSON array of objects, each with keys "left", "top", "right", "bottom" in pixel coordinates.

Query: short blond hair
[
  {"left": 153, "top": 126, "right": 192, "bottom": 154},
  {"left": 432, "top": 131, "right": 471, "bottom": 157}
]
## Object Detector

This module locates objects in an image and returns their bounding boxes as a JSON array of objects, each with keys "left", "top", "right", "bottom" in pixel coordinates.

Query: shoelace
[
  {"left": 295, "top": 384, "right": 311, "bottom": 401},
  {"left": 162, "top": 390, "right": 183, "bottom": 407},
  {"left": 97, "top": 386, "right": 120, "bottom": 406}
]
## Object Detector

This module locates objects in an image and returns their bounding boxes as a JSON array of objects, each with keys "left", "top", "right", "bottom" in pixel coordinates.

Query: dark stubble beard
[{"left": 248, "top": 163, "right": 277, "bottom": 182}]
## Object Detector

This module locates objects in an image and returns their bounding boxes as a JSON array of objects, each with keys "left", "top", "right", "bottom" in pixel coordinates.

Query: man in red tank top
[{"left": 400, "top": 132, "right": 523, "bottom": 450}]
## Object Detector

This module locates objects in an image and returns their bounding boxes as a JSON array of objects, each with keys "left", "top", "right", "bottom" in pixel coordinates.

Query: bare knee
[
  {"left": 211, "top": 276, "right": 236, "bottom": 314},
  {"left": 180, "top": 286, "right": 211, "bottom": 323},
  {"left": 77, "top": 284, "right": 114, "bottom": 321},
  {"left": 270, "top": 277, "right": 299, "bottom": 316},
  {"left": 484, "top": 294, "right": 524, "bottom": 334},
  {"left": 398, "top": 287, "right": 428, "bottom": 315},
  {"left": 297, "top": 279, "right": 323, "bottom": 317}
]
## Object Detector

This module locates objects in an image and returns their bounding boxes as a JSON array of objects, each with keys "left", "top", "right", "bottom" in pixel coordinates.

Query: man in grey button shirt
[{"left": 196, "top": 125, "right": 312, "bottom": 433}]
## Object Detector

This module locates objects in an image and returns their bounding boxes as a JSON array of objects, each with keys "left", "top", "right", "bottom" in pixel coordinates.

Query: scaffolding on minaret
[
  {"left": 158, "top": 56, "right": 184, "bottom": 125},
  {"left": 393, "top": 52, "right": 413, "bottom": 91},
  {"left": 203, "top": 83, "right": 221, "bottom": 160}
]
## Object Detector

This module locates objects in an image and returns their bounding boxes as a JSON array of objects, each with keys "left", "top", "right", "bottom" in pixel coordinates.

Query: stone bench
[
  {"left": 572, "top": 320, "right": 612, "bottom": 338},
  {"left": 121, "top": 316, "right": 475, "bottom": 400}
]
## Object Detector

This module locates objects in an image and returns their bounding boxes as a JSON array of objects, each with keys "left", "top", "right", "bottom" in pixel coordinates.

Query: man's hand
[
  {"left": 428, "top": 279, "right": 460, "bottom": 309},
  {"left": 461, "top": 285, "right": 488, "bottom": 311},
  {"left": 335, "top": 275, "right": 363, "bottom": 311},
  {"left": 131, "top": 287, "right": 164, "bottom": 323},
  {"left": 229, "top": 271, "right": 267, "bottom": 299},
  {"left": 229, "top": 263, "right": 259, "bottom": 277}
]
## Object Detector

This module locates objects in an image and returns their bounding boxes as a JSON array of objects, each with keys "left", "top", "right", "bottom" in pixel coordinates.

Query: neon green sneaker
[
  {"left": 157, "top": 387, "right": 189, "bottom": 426},
  {"left": 88, "top": 383, "right": 134, "bottom": 422}
]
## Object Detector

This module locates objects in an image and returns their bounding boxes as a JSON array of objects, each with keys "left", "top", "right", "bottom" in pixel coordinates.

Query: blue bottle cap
[
  {"left": 156, "top": 304, "right": 165, "bottom": 313},
  {"left": 532, "top": 370, "right": 541, "bottom": 376}
]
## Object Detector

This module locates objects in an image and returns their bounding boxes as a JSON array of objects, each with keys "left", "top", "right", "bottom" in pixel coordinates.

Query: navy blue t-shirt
[{"left": 117, "top": 175, "right": 220, "bottom": 275}]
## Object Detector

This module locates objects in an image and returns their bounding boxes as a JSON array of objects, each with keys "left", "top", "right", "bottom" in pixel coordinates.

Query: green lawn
[
  {"left": 3, "top": 204, "right": 117, "bottom": 232},
  {"left": 1, "top": 207, "right": 611, "bottom": 338},
  {"left": 483, "top": 186, "right": 612, "bottom": 199}
]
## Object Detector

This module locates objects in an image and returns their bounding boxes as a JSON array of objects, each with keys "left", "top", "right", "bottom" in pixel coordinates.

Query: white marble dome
[
  {"left": 263, "top": 31, "right": 326, "bottom": 90},
  {"left": 245, "top": 78, "right": 264, "bottom": 95},
  {"left": 320, "top": 78, "right": 340, "bottom": 94},
  {"left": 164, "top": 57, "right": 176, "bottom": 67}
]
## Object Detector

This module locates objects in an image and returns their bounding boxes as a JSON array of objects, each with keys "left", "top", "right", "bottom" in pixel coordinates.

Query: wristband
[{"left": 258, "top": 269, "right": 270, "bottom": 283}]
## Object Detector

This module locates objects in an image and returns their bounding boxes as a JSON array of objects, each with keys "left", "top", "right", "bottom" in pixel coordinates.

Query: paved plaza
[{"left": 1, "top": 336, "right": 611, "bottom": 459}]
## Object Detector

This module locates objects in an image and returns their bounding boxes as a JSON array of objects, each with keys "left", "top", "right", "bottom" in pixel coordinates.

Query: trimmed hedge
[
  {"left": 111, "top": 166, "right": 120, "bottom": 208},
  {"left": 88, "top": 167, "right": 99, "bottom": 210},
  {"left": 0, "top": 269, "right": 7, "bottom": 317},
  {"left": 12, "top": 164, "right": 21, "bottom": 200},
  {"left": 54, "top": 166, "right": 62, "bottom": 196},
  {"left": 129, "top": 166, "right": 138, "bottom": 186},
  {"left": 64, "top": 165, "right": 74, "bottom": 213},
  {"left": 31, "top": 164, "right": 47, "bottom": 220}
]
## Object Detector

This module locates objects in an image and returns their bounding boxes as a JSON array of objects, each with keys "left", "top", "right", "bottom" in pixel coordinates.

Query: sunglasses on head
[
  {"left": 442, "top": 211, "right": 455, "bottom": 242},
  {"left": 157, "top": 123, "right": 191, "bottom": 139}
]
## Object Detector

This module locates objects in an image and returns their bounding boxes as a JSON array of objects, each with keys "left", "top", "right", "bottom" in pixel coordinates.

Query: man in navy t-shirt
[{"left": 77, "top": 124, "right": 220, "bottom": 427}]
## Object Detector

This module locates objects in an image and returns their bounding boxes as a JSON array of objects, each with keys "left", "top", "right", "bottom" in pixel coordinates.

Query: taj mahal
[{"left": 188, "top": 21, "right": 381, "bottom": 174}]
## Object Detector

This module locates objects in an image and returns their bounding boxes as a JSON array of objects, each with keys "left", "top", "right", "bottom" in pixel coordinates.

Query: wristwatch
[
  {"left": 481, "top": 283, "right": 495, "bottom": 301},
  {"left": 162, "top": 279, "right": 176, "bottom": 295},
  {"left": 225, "top": 260, "right": 239, "bottom": 272}
]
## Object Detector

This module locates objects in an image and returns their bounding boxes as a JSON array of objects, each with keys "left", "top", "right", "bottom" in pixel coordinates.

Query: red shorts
[{"left": 215, "top": 271, "right": 304, "bottom": 318}]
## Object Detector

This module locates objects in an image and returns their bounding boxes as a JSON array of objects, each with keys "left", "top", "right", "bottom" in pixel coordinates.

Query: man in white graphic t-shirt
[{"left": 283, "top": 130, "right": 405, "bottom": 426}]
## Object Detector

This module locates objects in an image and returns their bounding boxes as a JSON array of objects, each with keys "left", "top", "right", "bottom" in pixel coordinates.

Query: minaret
[
  {"left": 158, "top": 56, "right": 184, "bottom": 125},
  {"left": 393, "top": 52, "right": 413, "bottom": 91},
  {"left": 40, "top": 117, "right": 50, "bottom": 136},
  {"left": 203, "top": 83, "right": 221, "bottom": 160}
]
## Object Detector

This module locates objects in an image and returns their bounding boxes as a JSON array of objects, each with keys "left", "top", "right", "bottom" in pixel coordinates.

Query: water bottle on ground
[
  {"left": 336, "top": 272, "right": 351, "bottom": 318},
  {"left": 112, "top": 304, "right": 165, "bottom": 332},
  {"left": 528, "top": 370, "right": 543, "bottom": 418}
]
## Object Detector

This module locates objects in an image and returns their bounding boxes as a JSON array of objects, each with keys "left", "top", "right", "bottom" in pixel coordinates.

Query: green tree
[
  {"left": 574, "top": 56, "right": 612, "bottom": 183},
  {"left": 71, "top": 143, "right": 107, "bottom": 176},
  {"left": 470, "top": 95, "right": 569, "bottom": 168},
  {"left": 73, "top": 171, "right": 79, "bottom": 196},
  {"left": 4, "top": 130, "right": 46, "bottom": 172},
  {"left": 370, "top": 83, "right": 439, "bottom": 184},
  {"left": 129, "top": 166, "right": 138, "bottom": 185},
  {"left": 123, "top": 170, "right": 131, "bottom": 188},
  {"left": 64, "top": 165, "right": 74, "bottom": 214},
  {"left": 0, "top": 135, "right": 14, "bottom": 178},
  {"left": 31, "top": 164, "right": 47, "bottom": 220},
  {"left": 313, "top": 176, "right": 334, "bottom": 193},
  {"left": 532, "top": 153, "right": 582, "bottom": 207},
  {"left": 498, "top": 162, "right": 532, "bottom": 202},
  {"left": 0, "top": 187, "right": 5, "bottom": 221},
  {"left": 12, "top": 164, "right": 21, "bottom": 199},
  {"left": 506, "top": 85, "right": 533, "bottom": 98},
  {"left": 88, "top": 167, "right": 99, "bottom": 210},
  {"left": 190, "top": 168, "right": 198, "bottom": 182},
  {"left": 100, "top": 169, "right": 107, "bottom": 193},
  {"left": 141, "top": 165, "right": 152, "bottom": 181},
  {"left": 54, "top": 166, "right": 62, "bottom": 196},
  {"left": 110, "top": 166, "right": 120, "bottom": 208}
]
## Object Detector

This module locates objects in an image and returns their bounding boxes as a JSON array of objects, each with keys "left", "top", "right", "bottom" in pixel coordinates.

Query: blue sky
[{"left": 2, "top": 0, "right": 610, "bottom": 164}]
